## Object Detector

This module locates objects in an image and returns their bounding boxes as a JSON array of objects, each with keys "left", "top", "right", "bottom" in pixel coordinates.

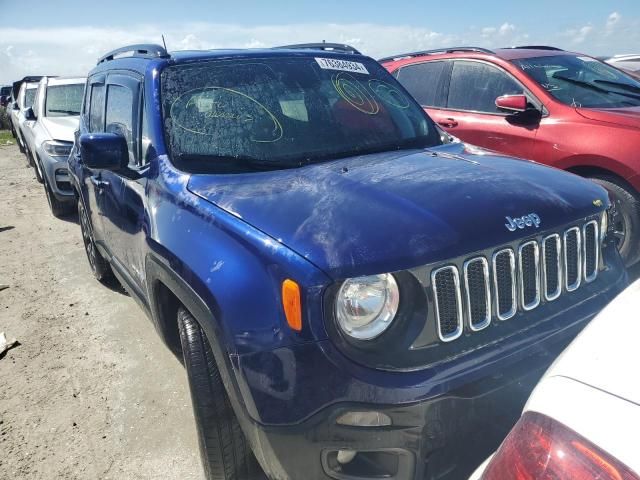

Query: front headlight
[
  {"left": 335, "top": 273, "right": 400, "bottom": 340},
  {"left": 43, "top": 140, "right": 73, "bottom": 157}
]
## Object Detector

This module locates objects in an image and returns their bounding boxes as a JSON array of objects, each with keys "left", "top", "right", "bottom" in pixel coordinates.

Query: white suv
[{"left": 22, "top": 76, "right": 86, "bottom": 217}]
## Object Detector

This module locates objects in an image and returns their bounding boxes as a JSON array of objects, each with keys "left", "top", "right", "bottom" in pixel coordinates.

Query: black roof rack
[
  {"left": 509, "top": 45, "right": 564, "bottom": 51},
  {"left": 274, "top": 42, "right": 362, "bottom": 55},
  {"left": 97, "top": 44, "right": 169, "bottom": 65},
  {"left": 378, "top": 46, "right": 494, "bottom": 63}
]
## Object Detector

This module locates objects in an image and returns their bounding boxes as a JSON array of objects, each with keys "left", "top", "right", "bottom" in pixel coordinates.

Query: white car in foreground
[{"left": 472, "top": 279, "right": 640, "bottom": 479}]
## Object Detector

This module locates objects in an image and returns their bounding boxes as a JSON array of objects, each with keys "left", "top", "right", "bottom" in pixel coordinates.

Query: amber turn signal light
[{"left": 282, "top": 279, "right": 302, "bottom": 332}]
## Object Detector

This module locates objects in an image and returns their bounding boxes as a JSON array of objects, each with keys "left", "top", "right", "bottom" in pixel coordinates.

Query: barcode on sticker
[{"left": 315, "top": 57, "right": 369, "bottom": 74}]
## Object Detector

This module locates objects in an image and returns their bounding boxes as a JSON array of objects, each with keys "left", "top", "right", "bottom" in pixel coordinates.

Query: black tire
[
  {"left": 590, "top": 175, "right": 640, "bottom": 267},
  {"left": 44, "top": 177, "right": 73, "bottom": 218},
  {"left": 78, "top": 200, "right": 113, "bottom": 282},
  {"left": 177, "top": 307, "right": 262, "bottom": 480}
]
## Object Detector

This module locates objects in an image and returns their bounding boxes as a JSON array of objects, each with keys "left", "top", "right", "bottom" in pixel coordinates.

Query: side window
[
  {"left": 105, "top": 84, "right": 135, "bottom": 165},
  {"left": 447, "top": 61, "right": 523, "bottom": 113},
  {"left": 89, "top": 84, "right": 105, "bottom": 132},
  {"left": 396, "top": 61, "right": 448, "bottom": 108}
]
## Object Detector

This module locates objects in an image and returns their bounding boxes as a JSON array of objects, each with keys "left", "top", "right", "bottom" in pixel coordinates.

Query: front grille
[
  {"left": 431, "top": 266, "right": 463, "bottom": 342},
  {"left": 564, "top": 227, "right": 581, "bottom": 291},
  {"left": 518, "top": 241, "right": 540, "bottom": 310},
  {"left": 432, "top": 220, "right": 600, "bottom": 342},
  {"left": 583, "top": 221, "right": 598, "bottom": 282}
]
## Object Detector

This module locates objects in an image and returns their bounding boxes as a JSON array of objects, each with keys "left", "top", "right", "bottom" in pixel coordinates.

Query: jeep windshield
[
  {"left": 161, "top": 56, "right": 440, "bottom": 172},
  {"left": 513, "top": 54, "right": 640, "bottom": 108},
  {"left": 45, "top": 84, "right": 84, "bottom": 117}
]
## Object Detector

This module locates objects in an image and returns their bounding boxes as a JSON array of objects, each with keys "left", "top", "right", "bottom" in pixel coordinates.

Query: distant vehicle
[
  {"left": 605, "top": 54, "right": 640, "bottom": 79},
  {"left": 67, "top": 43, "right": 627, "bottom": 480},
  {"left": 471, "top": 279, "right": 640, "bottom": 479},
  {"left": 22, "top": 76, "right": 85, "bottom": 217},
  {"left": 381, "top": 46, "right": 640, "bottom": 267},
  {"left": 10, "top": 76, "right": 43, "bottom": 156},
  {"left": 0, "top": 85, "right": 11, "bottom": 107}
]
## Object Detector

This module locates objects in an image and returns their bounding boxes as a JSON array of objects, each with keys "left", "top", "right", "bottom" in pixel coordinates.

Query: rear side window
[
  {"left": 105, "top": 84, "right": 135, "bottom": 164},
  {"left": 396, "top": 61, "right": 448, "bottom": 107},
  {"left": 447, "top": 61, "right": 522, "bottom": 113},
  {"left": 89, "top": 84, "right": 105, "bottom": 132}
]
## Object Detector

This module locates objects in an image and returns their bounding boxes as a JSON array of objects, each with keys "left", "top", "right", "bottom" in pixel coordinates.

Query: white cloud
[
  {"left": 607, "top": 11, "right": 622, "bottom": 29},
  {"left": 0, "top": 13, "right": 638, "bottom": 84}
]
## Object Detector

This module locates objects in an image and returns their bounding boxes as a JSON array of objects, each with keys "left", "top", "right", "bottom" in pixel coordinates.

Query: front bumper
[
  {"left": 235, "top": 260, "right": 627, "bottom": 480},
  {"left": 39, "top": 150, "right": 74, "bottom": 201}
]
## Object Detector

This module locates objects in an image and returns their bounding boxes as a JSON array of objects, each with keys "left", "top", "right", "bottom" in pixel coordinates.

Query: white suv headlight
[
  {"left": 43, "top": 140, "right": 73, "bottom": 157},
  {"left": 335, "top": 273, "right": 400, "bottom": 340}
]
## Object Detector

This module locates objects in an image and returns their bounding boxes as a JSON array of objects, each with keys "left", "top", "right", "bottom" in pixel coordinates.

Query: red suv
[{"left": 381, "top": 46, "right": 640, "bottom": 266}]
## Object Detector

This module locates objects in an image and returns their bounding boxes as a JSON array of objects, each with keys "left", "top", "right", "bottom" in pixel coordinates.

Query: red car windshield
[{"left": 512, "top": 54, "right": 640, "bottom": 108}]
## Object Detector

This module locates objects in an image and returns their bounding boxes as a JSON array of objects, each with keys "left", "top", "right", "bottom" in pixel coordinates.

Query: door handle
[
  {"left": 438, "top": 118, "right": 458, "bottom": 128},
  {"left": 89, "top": 177, "right": 110, "bottom": 189}
]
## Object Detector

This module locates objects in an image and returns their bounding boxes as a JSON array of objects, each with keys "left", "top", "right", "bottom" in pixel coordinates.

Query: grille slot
[
  {"left": 583, "top": 221, "right": 599, "bottom": 283},
  {"left": 431, "top": 266, "right": 463, "bottom": 342},
  {"left": 542, "top": 234, "right": 562, "bottom": 301},
  {"left": 492, "top": 249, "right": 517, "bottom": 321},
  {"left": 464, "top": 258, "right": 491, "bottom": 331},
  {"left": 518, "top": 241, "right": 541, "bottom": 311},
  {"left": 564, "top": 227, "right": 582, "bottom": 291}
]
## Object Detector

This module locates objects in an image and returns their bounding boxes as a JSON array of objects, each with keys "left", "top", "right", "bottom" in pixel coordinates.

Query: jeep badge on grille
[{"left": 505, "top": 213, "right": 541, "bottom": 231}]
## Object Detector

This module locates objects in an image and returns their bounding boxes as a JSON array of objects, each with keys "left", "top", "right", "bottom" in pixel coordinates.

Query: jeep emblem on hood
[{"left": 505, "top": 213, "right": 541, "bottom": 232}]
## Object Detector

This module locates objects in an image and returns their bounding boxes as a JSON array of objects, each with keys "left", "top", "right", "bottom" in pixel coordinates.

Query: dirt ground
[
  {"left": 1, "top": 138, "right": 639, "bottom": 480},
  {"left": 0, "top": 142, "right": 203, "bottom": 478}
]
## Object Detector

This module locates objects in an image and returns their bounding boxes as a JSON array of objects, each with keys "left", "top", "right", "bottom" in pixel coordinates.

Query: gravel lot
[
  {"left": 0, "top": 138, "right": 638, "bottom": 479},
  {"left": 0, "top": 142, "right": 203, "bottom": 479}
]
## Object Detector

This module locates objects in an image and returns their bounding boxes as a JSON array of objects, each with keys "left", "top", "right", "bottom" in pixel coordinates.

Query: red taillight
[{"left": 482, "top": 412, "right": 639, "bottom": 480}]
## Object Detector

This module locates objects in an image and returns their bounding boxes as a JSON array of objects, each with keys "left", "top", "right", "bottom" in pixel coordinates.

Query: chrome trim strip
[
  {"left": 564, "top": 227, "right": 582, "bottom": 292},
  {"left": 463, "top": 257, "right": 491, "bottom": 332},
  {"left": 431, "top": 265, "right": 464, "bottom": 342},
  {"left": 542, "top": 234, "right": 562, "bottom": 301},
  {"left": 518, "top": 240, "right": 541, "bottom": 311},
  {"left": 492, "top": 249, "right": 517, "bottom": 321},
  {"left": 583, "top": 220, "right": 599, "bottom": 283}
]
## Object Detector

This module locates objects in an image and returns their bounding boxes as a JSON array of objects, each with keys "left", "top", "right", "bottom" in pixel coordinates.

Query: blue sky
[{"left": 2, "top": 0, "right": 639, "bottom": 83}]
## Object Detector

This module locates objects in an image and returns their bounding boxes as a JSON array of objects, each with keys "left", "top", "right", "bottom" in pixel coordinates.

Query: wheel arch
[{"left": 565, "top": 165, "right": 640, "bottom": 198}]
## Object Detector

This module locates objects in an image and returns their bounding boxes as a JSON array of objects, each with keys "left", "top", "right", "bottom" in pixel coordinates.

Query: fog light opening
[
  {"left": 337, "top": 449, "right": 357, "bottom": 465},
  {"left": 336, "top": 411, "right": 392, "bottom": 427}
]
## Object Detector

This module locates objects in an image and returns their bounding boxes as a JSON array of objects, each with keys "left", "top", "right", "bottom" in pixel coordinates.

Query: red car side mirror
[{"left": 495, "top": 94, "right": 528, "bottom": 113}]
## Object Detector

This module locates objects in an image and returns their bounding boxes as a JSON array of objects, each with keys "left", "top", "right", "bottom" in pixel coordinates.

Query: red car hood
[{"left": 576, "top": 106, "right": 640, "bottom": 129}]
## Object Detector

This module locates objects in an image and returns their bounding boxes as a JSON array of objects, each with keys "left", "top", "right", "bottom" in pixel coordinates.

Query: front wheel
[
  {"left": 177, "top": 307, "right": 263, "bottom": 480},
  {"left": 590, "top": 175, "right": 640, "bottom": 267},
  {"left": 78, "top": 200, "right": 113, "bottom": 282},
  {"left": 44, "top": 177, "right": 73, "bottom": 218}
]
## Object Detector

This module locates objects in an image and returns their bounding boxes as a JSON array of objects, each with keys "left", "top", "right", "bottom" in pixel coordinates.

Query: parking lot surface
[{"left": 0, "top": 142, "right": 203, "bottom": 479}]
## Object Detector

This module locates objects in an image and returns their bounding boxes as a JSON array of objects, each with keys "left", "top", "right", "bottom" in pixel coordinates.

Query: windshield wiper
[
  {"left": 553, "top": 75, "right": 640, "bottom": 100},
  {"left": 48, "top": 109, "right": 81, "bottom": 115},
  {"left": 176, "top": 153, "right": 299, "bottom": 173},
  {"left": 593, "top": 78, "right": 640, "bottom": 93}
]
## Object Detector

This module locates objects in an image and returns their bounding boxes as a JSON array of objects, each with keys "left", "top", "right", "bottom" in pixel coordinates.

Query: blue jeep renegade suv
[{"left": 69, "top": 43, "right": 628, "bottom": 480}]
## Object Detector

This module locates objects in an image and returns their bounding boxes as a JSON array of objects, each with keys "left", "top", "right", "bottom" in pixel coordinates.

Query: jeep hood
[
  {"left": 188, "top": 143, "right": 607, "bottom": 279},
  {"left": 576, "top": 106, "right": 640, "bottom": 130},
  {"left": 40, "top": 116, "right": 79, "bottom": 143}
]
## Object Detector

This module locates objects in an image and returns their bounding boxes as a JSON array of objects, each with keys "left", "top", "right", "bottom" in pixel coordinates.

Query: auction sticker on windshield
[{"left": 315, "top": 57, "right": 369, "bottom": 74}]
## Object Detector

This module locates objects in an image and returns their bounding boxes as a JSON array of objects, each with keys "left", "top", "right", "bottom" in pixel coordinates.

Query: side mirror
[
  {"left": 12, "top": 101, "right": 19, "bottom": 110},
  {"left": 24, "top": 106, "right": 36, "bottom": 121},
  {"left": 79, "top": 133, "right": 128, "bottom": 170},
  {"left": 495, "top": 94, "right": 528, "bottom": 113}
]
